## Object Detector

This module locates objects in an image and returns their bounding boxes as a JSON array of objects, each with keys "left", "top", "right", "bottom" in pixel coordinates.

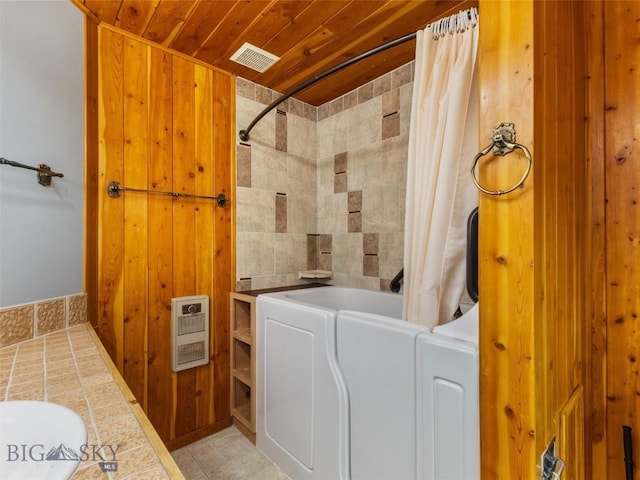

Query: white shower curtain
[{"left": 403, "top": 8, "right": 479, "bottom": 329}]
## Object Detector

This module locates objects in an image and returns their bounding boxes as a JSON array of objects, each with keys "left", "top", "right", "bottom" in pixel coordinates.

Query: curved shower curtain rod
[{"left": 238, "top": 32, "right": 417, "bottom": 142}]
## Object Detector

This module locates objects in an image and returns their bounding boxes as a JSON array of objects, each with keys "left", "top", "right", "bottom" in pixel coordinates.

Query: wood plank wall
[
  {"left": 478, "top": 2, "right": 537, "bottom": 476},
  {"left": 601, "top": 1, "right": 640, "bottom": 477},
  {"left": 85, "top": 21, "right": 235, "bottom": 448},
  {"left": 532, "top": 3, "right": 587, "bottom": 479},
  {"left": 478, "top": 1, "right": 587, "bottom": 477}
]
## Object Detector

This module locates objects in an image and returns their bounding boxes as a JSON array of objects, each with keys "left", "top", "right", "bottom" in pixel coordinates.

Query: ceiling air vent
[{"left": 230, "top": 42, "right": 280, "bottom": 73}]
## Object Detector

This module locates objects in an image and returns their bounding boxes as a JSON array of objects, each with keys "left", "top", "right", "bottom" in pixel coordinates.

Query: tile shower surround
[{"left": 236, "top": 62, "right": 412, "bottom": 292}]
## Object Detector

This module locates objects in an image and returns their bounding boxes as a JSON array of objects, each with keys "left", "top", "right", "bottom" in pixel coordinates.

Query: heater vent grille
[
  {"left": 230, "top": 42, "right": 280, "bottom": 73},
  {"left": 177, "top": 341, "right": 206, "bottom": 365},
  {"left": 171, "top": 295, "right": 209, "bottom": 372}
]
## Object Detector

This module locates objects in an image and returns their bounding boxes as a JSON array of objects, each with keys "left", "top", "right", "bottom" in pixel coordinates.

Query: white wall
[{"left": 0, "top": 1, "right": 84, "bottom": 307}]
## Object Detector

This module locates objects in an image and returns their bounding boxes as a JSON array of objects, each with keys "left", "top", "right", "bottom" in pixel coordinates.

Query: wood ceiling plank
[
  {"left": 200, "top": 0, "right": 313, "bottom": 69},
  {"left": 116, "top": 0, "right": 160, "bottom": 36},
  {"left": 85, "top": 0, "right": 122, "bottom": 24},
  {"left": 169, "top": 0, "right": 236, "bottom": 56},
  {"left": 80, "top": 0, "right": 473, "bottom": 106},
  {"left": 259, "top": 0, "right": 414, "bottom": 88},
  {"left": 268, "top": 0, "right": 465, "bottom": 94},
  {"left": 142, "top": 0, "right": 200, "bottom": 46},
  {"left": 322, "top": 0, "right": 387, "bottom": 36},
  {"left": 262, "top": 1, "right": 348, "bottom": 56},
  {"left": 193, "top": 0, "right": 274, "bottom": 65}
]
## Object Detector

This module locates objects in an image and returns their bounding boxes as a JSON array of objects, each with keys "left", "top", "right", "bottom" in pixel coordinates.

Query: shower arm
[{"left": 238, "top": 32, "right": 417, "bottom": 142}]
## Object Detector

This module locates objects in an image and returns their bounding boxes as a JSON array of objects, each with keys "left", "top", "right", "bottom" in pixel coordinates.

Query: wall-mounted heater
[{"left": 171, "top": 295, "right": 209, "bottom": 372}]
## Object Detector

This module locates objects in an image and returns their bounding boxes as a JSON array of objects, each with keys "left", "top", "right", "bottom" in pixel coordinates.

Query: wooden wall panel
[
  {"left": 478, "top": 2, "right": 536, "bottom": 477},
  {"left": 172, "top": 56, "right": 199, "bottom": 440},
  {"left": 89, "top": 25, "right": 234, "bottom": 446},
  {"left": 533, "top": 1, "right": 587, "bottom": 474},
  {"left": 584, "top": 1, "right": 607, "bottom": 478},
  {"left": 604, "top": 1, "right": 640, "bottom": 477},
  {"left": 479, "top": 1, "right": 587, "bottom": 477},
  {"left": 146, "top": 47, "right": 174, "bottom": 442},
  {"left": 97, "top": 27, "right": 125, "bottom": 367},
  {"left": 85, "top": 19, "right": 99, "bottom": 329},
  {"left": 122, "top": 35, "right": 149, "bottom": 409},
  {"left": 211, "top": 70, "right": 234, "bottom": 423}
]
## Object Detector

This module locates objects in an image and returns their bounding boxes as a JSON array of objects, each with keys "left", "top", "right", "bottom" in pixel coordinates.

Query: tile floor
[{"left": 171, "top": 427, "right": 290, "bottom": 480}]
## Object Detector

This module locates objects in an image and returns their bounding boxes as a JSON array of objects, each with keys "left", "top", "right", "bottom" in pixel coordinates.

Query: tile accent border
[{"left": 0, "top": 293, "right": 87, "bottom": 348}]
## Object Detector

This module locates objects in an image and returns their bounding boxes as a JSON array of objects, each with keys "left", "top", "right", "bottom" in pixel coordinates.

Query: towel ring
[{"left": 470, "top": 123, "right": 532, "bottom": 196}]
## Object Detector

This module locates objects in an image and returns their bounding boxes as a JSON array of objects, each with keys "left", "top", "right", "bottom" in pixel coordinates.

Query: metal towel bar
[
  {"left": 470, "top": 123, "right": 532, "bottom": 196},
  {"left": 107, "top": 180, "right": 229, "bottom": 207},
  {"left": 0, "top": 157, "right": 64, "bottom": 186}
]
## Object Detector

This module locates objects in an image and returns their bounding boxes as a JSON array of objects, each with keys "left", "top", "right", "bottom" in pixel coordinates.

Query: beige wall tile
[
  {"left": 317, "top": 193, "right": 347, "bottom": 234},
  {"left": 316, "top": 156, "right": 334, "bottom": 197},
  {"left": 236, "top": 144, "right": 252, "bottom": 187},
  {"left": 382, "top": 112, "right": 400, "bottom": 139},
  {"left": 334, "top": 152, "right": 347, "bottom": 174},
  {"left": 319, "top": 253, "right": 332, "bottom": 272},
  {"left": 333, "top": 234, "right": 363, "bottom": 275},
  {"left": 236, "top": 187, "right": 276, "bottom": 233},
  {"left": 363, "top": 255, "right": 379, "bottom": 277},
  {"left": 275, "top": 111, "right": 287, "bottom": 152},
  {"left": 334, "top": 172, "right": 347, "bottom": 193},
  {"left": 400, "top": 82, "right": 413, "bottom": 134},
  {"left": 379, "top": 232, "right": 405, "bottom": 279},
  {"left": 287, "top": 154, "right": 317, "bottom": 196},
  {"left": 236, "top": 77, "right": 255, "bottom": 100},
  {"left": 382, "top": 89, "right": 400, "bottom": 116},
  {"left": 287, "top": 194, "right": 317, "bottom": 234},
  {"left": 348, "top": 212, "right": 362, "bottom": 233},
  {"left": 348, "top": 99, "right": 381, "bottom": 150},
  {"left": 347, "top": 145, "right": 382, "bottom": 191},
  {"left": 0, "top": 305, "right": 34, "bottom": 347},
  {"left": 275, "top": 194, "right": 287, "bottom": 233},
  {"left": 307, "top": 235, "right": 319, "bottom": 270},
  {"left": 275, "top": 234, "right": 307, "bottom": 274},
  {"left": 288, "top": 116, "right": 317, "bottom": 160},
  {"left": 348, "top": 190, "right": 362, "bottom": 213},
  {"left": 255, "top": 85, "right": 272, "bottom": 105},
  {"left": 36, "top": 298, "right": 66, "bottom": 335},
  {"left": 392, "top": 62, "right": 413, "bottom": 89},
  {"left": 236, "top": 232, "right": 275, "bottom": 278},
  {"left": 374, "top": 73, "right": 392, "bottom": 98},
  {"left": 288, "top": 97, "right": 305, "bottom": 117},
  {"left": 236, "top": 279, "right": 252, "bottom": 292},
  {"left": 68, "top": 294, "right": 87, "bottom": 326},
  {"left": 317, "top": 111, "right": 348, "bottom": 158},
  {"left": 363, "top": 233, "right": 379, "bottom": 255},
  {"left": 357, "top": 83, "right": 374, "bottom": 103},
  {"left": 250, "top": 144, "right": 287, "bottom": 192}
]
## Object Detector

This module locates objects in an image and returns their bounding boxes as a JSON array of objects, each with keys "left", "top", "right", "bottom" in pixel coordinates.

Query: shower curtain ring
[{"left": 470, "top": 123, "right": 533, "bottom": 196}]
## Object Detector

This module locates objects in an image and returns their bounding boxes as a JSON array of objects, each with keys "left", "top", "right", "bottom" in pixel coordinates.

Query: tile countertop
[{"left": 0, "top": 323, "right": 185, "bottom": 480}]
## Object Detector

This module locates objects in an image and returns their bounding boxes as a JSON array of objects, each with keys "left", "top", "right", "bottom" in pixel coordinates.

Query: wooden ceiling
[{"left": 74, "top": 0, "right": 472, "bottom": 106}]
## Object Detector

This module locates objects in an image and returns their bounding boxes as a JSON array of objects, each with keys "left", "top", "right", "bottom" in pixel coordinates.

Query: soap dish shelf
[{"left": 298, "top": 269, "right": 332, "bottom": 279}]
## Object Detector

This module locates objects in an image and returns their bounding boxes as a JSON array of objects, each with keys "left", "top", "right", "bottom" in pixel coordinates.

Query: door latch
[{"left": 539, "top": 436, "right": 566, "bottom": 480}]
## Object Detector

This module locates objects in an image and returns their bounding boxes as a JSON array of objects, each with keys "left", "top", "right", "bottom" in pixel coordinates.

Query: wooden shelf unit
[
  {"left": 229, "top": 284, "right": 328, "bottom": 443},
  {"left": 230, "top": 292, "right": 256, "bottom": 443}
]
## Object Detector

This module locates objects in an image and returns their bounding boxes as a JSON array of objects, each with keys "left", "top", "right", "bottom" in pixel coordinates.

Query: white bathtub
[{"left": 256, "top": 286, "right": 479, "bottom": 480}]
